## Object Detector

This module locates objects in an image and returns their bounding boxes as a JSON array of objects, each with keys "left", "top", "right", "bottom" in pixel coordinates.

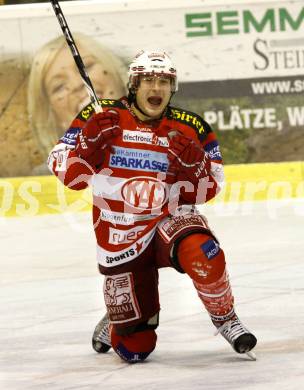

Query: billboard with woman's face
[
  {"left": 0, "top": 0, "right": 303, "bottom": 177},
  {"left": 27, "top": 33, "right": 127, "bottom": 167}
]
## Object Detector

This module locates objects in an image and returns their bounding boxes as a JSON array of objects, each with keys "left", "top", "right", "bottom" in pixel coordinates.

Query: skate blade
[{"left": 246, "top": 351, "right": 257, "bottom": 361}]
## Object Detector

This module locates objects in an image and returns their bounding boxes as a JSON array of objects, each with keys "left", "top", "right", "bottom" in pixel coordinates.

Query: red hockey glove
[
  {"left": 167, "top": 134, "right": 210, "bottom": 184},
  {"left": 75, "top": 110, "right": 121, "bottom": 166}
]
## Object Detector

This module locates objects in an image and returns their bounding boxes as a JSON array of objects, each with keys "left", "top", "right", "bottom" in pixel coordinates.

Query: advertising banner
[{"left": 0, "top": 0, "right": 303, "bottom": 177}]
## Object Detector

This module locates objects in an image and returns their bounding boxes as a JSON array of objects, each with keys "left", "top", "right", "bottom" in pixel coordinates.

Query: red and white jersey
[{"left": 48, "top": 97, "right": 224, "bottom": 269}]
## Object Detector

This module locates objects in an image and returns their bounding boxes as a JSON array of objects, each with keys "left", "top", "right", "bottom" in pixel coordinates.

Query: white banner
[
  {"left": 0, "top": 0, "right": 303, "bottom": 81},
  {"left": 0, "top": 0, "right": 303, "bottom": 177}
]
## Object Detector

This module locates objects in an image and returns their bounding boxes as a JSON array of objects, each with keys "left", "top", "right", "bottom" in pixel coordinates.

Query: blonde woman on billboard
[{"left": 28, "top": 33, "right": 127, "bottom": 160}]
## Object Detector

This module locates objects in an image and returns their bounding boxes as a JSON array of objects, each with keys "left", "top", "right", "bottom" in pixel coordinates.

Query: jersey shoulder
[
  {"left": 77, "top": 98, "right": 127, "bottom": 121},
  {"left": 167, "top": 105, "right": 212, "bottom": 140}
]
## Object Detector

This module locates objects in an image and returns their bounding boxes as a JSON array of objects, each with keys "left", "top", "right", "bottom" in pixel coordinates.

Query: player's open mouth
[{"left": 147, "top": 96, "right": 162, "bottom": 106}]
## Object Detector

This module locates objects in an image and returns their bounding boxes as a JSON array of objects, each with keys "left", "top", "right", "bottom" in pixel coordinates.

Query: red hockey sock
[
  {"left": 177, "top": 233, "right": 235, "bottom": 325},
  {"left": 111, "top": 328, "right": 157, "bottom": 363}
]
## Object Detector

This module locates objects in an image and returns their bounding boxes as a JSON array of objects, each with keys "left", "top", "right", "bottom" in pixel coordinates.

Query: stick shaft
[{"left": 50, "top": 0, "right": 102, "bottom": 113}]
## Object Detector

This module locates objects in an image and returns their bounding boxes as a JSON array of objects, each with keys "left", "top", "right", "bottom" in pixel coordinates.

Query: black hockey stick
[{"left": 49, "top": 0, "right": 102, "bottom": 113}]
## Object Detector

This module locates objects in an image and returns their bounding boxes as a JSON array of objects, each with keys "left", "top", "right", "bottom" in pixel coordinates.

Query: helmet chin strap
[{"left": 133, "top": 97, "right": 146, "bottom": 115}]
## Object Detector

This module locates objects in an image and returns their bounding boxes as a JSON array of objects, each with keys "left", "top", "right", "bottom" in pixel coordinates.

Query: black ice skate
[
  {"left": 215, "top": 316, "right": 257, "bottom": 360},
  {"left": 92, "top": 313, "right": 112, "bottom": 353}
]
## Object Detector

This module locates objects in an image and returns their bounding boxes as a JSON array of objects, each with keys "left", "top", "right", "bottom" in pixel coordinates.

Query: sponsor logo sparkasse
[{"left": 121, "top": 176, "right": 168, "bottom": 211}]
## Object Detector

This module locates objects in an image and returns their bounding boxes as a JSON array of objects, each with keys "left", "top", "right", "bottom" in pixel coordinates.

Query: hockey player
[{"left": 48, "top": 50, "right": 257, "bottom": 363}]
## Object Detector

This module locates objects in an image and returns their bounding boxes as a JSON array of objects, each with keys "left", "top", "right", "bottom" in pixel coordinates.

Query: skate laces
[
  {"left": 214, "top": 317, "right": 248, "bottom": 341},
  {"left": 214, "top": 317, "right": 257, "bottom": 360},
  {"left": 94, "top": 315, "right": 111, "bottom": 346}
]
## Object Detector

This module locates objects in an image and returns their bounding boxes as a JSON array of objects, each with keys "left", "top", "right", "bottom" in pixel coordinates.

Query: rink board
[{"left": 0, "top": 161, "right": 303, "bottom": 217}]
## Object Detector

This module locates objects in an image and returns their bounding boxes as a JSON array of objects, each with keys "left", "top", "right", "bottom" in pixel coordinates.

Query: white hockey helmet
[{"left": 128, "top": 50, "right": 178, "bottom": 93}]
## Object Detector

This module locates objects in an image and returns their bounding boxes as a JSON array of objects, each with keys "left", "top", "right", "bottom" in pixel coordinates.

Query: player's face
[
  {"left": 135, "top": 75, "right": 172, "bottom": 120},
  {"left": 44, "top": 44, "right": 125, "bottom": 131}
]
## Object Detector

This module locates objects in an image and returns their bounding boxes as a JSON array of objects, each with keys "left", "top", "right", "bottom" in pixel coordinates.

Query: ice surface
[{"left": 1, "top": 200, "right": 304, "bottom": 390}]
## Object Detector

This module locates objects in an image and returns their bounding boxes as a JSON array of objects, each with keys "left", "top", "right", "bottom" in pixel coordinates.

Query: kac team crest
[{"left": 121, "top": 176, "right": 168, "bottom": 211}]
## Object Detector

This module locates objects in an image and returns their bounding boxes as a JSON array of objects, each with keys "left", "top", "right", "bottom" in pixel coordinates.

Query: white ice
[{"left": 1, "top": 200, "right": 304, "bottom": 390}]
